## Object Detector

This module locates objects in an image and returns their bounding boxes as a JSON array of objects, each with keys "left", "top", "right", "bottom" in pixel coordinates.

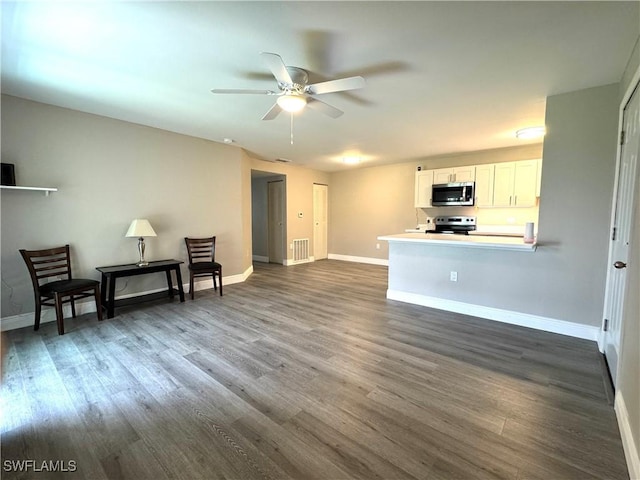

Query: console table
[{"left": 96, "top": 259, "right": 185, "bottom": 318}]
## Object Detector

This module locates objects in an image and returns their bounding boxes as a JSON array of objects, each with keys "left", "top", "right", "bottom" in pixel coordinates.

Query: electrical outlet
[
  {"left": 376, "top": 243, "right": 380, "bottom": 250},
  {"left": 450, "top": 271, "right": 458, "bottom": 282}
]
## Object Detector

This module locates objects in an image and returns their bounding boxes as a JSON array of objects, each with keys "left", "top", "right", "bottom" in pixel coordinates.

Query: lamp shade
[
  {"left": 277, "top": 95, "right": 307, "bottom": 113},
  {"left": 125, "top": 219, "right": 157, "bottom": 238}
]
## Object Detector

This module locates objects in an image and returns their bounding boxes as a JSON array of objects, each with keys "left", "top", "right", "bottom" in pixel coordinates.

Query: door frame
[
  {"left": 313, "top": 183, "right": 328, "bottom": 260},
  {"left": 268, "top": 179, "right": 286, "bottom": 265},
  {"left": 599, "top": 65, "right": 640, "bottom": 384}
]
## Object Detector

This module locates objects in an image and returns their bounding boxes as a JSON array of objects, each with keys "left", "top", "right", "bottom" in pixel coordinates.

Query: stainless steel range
[{"left": 432, "top": 216, "right": 477, "bottom": 235}]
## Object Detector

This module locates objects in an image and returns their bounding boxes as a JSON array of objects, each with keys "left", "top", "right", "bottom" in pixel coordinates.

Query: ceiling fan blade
[
  {"left": 306, "top": 97, "right": 344, "bottom": 118},
  {"left": 305, "top": 76, "right": 365, "bottom": 95},
  {"left": 260, "top": 52, "right": 293, "bottom": 85},
  {"left": 211, "top": 89, "right": 276, "bottom": 95},
  {"left": 261, "top": 103, "right": 282, "bottom": 121}
]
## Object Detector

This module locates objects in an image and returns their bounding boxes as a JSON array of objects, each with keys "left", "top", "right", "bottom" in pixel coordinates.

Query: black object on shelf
[{"left": 1, "top": 163, "right": 16, "bottom": 186}]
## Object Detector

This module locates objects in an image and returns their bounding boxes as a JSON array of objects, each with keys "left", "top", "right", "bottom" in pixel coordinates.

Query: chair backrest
[
  {"left": 19, "top": 245, "right": 72, "bottom": 292},
  {"left": 185, "top": 237, "right": 216, "bottom": 264}
]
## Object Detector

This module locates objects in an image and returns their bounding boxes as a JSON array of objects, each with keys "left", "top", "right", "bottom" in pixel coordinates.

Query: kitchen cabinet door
[
  {"left": 432, "top": 168, "right": 453, "bottom": 184},
  {"left": 513, "top": 159, "right": 539, "bottom": 207},
  {"left": 414, "top": 170, "right": 433, "bottom": 208},
  {"left": 452, "top": 166, "right": 476, "bottom": 182},
  {"left": 432, "top": 166, "right": 476, "bottom": 184},
  {"left": 493, "top": 162, "right": 516, "bottom": 207},
  {"left": 475, "top": 164, "right": 495, "bottom": 207}
]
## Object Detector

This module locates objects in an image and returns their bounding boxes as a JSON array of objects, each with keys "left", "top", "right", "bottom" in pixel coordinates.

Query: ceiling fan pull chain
[{"left": 290, "top": 112, "right": 294, "bottom": 145}]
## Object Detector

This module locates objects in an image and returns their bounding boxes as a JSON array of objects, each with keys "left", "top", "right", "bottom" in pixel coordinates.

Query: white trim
[
  {"left": 284, "top": 256, "right": 315, "bottom": 266},
  {"left": 0, "top": 267, "right": 254, "bottom": 332},
  {"left": 615, "top": 392, "right": 640, "bottom": 480},
  {"left": 387, "top": 289, "right": 599, "bottom": 341},
  {"left": 252, "top": 255, "right": 269, "bottom": 263},
  {"left": 1, "top": 300, "right": 98, "bottom": 332},
  {"left": 328, "top": 253, "right": 389, "bottom": 266}
]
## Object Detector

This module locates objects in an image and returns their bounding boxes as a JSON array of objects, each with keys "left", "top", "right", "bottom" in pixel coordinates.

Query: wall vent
[{"left": 292, "top": 238, "right": 310, "bottom": 263}]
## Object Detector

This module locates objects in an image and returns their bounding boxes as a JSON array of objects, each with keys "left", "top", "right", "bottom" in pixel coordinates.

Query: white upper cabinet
[
  {"left": 414, "top": 160, "right": 540, "bottom": 209},
  {"left": 513, "top": 160, "right": 539, "bottom": 207},
  {"left": 432, "top": 166, "right": 476, "bottom": 184},
  {"left": 474, "top": 164, "right": 495, "bottom": 207},
  {"left": 414, "top": 169, "right": 434, "bottom": 208},
  {"left": 492, "top": 160, "right": 540, "bottom": 207}
]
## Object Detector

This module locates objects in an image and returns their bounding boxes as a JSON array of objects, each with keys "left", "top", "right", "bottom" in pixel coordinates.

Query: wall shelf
[{"left": 1, "top": 185, "right": 58, "bottom": 196}]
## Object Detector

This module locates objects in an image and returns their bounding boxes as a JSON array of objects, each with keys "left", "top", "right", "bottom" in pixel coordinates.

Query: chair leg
[
  {"left": 54, "top": 293, "right": 65, "bottom": 335},
  {"left": 34, "top": 298, "right": 42, "bottom": 331},
  {"left": 70, "top": 295, "right": 77, "bottom": 318},
  {"left": 212, "top": 273, "right": 217, "bottom": 291},
  {"left": 219, "top": 268, "right": 223, "bottom": 296},
  {"left": 94, "top": 286, "right": 103, "bottom": 321},
  {"left": 189, "top": 273, "right": 195, "bottom": 300}
]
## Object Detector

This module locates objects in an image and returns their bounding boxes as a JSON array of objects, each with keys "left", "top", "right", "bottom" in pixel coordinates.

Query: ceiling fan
[{"left": 211, "top": 52, "right": 365, "bottom": 120}]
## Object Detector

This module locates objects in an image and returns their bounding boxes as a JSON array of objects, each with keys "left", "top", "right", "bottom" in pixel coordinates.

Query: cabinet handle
[
  {"left": 509, "top": 195, "right": 512, "bottom": 206},
  {"left": 514, "top": 195, "right": 517, "bottom": 205}
]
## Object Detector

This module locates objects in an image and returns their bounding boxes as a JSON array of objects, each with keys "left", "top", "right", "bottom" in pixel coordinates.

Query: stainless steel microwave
[{"left": 432, "top": 182, "right": 475, "bottom": 206}]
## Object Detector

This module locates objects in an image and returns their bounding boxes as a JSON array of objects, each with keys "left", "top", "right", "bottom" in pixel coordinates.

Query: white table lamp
[{"left": 125, "top": 219, "right": 157, "bottom": 266}]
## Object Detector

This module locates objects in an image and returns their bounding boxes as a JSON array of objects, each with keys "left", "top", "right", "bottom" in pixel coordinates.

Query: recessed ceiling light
[
  {"left": 342, "top": 156, "right": 361, "bottom": 165},
  {"left": 516, "top": 126, "right": 546, "bottom": 139},
  {"left": 223, "top": 138, "right": 234, "bottom": 144}
]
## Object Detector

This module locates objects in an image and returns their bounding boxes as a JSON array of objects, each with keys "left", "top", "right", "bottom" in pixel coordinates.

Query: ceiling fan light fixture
[
  {"left": 277, "top": 95, "right": 307, "bottom": 113},
  {"left": 516, "top": 126, "right": 546, "bottom": 139}
]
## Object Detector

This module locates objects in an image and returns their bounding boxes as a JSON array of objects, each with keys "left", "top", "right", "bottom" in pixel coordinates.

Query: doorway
[
  {"left": 602, "top": 79, "right": 640, "bottom": 387},
  {"left": 268, "top": 179, "right": 286, "bottom": 264}
]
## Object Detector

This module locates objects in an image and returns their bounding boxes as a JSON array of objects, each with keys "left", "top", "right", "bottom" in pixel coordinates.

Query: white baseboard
[
  {"left": 386, "top": 289, "right": 600, "bottom": 341},
  {"left": 284, "top": 256, "right": 315, "bottom": 266},
  {"left": 0, "top": 266, "right": 254, "bottom": 332},
  {"left": 328, "top": 253, "right": 389, "bottom": 266},
  {"left": 616, "top": 392, "right": 640, "bottom": 480}
]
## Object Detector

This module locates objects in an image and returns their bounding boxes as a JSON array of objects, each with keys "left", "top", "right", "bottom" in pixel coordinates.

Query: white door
[
  {"left": 313, "top": 183, "right": 328, "bottom": 260},
  {"left": 603, "top": 81, "right": 640, "bottom": 386},
  {"left": 268, "top": 180, "right": 285, "bottom": 264}
]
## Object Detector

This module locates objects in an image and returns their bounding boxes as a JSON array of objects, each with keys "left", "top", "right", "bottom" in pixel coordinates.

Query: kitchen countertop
[{"left": 378, "top": 232, "right": 537, "bottom": 251}]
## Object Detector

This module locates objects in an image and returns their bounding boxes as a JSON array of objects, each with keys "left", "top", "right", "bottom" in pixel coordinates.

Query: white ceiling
[{"left": 2, "top": 1, "right": 638, "bottom": 172}]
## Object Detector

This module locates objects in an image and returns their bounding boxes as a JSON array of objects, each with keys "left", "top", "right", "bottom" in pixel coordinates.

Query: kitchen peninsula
[
  {"left": 375, "top": 229, "right": 556, "bottom": 339},
  {"left": 378, "top": 231, "right": 536, "bottom": 251}
]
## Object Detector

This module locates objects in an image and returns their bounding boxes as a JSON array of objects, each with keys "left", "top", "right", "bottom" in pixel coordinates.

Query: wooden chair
[
  {"left": 19, "top": 245, "right": 103, "bottom": 335},
  {"left": 184, "top": 236, "right": 223, "bottom": 299}
]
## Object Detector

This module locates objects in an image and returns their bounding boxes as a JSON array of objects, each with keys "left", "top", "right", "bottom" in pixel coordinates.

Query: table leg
[
  {"left": 174, "top": 266, "right": 185, "bottom": 302},
  {"left": 165, "top": 270, "right": 174, "bottom": 299},
  {"left": 100, "top": 273, "right": 108, "bottom": 310},
  {"left": 107, "top": 274, "right": 116, "bottom": 319}
]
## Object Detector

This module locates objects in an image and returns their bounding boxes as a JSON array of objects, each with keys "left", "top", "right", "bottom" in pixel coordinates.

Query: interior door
[
  {"left": 268, "top": 180, "right": 285, "bottom": 264},
  {"left": 313, "top": 183, "right": 328, "bottom": 260},
  {"left": 603, "top": 81, "right": 640, "bottom": 386}
]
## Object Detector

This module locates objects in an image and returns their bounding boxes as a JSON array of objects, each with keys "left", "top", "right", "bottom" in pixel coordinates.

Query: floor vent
[{"left": 292, "top": 238, "right": 310, "bottom": 263}]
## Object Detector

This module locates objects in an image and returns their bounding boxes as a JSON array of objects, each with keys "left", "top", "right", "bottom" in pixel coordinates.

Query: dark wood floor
[{"left": 1, "top": 260, "right": 629, "bottom": 479}]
